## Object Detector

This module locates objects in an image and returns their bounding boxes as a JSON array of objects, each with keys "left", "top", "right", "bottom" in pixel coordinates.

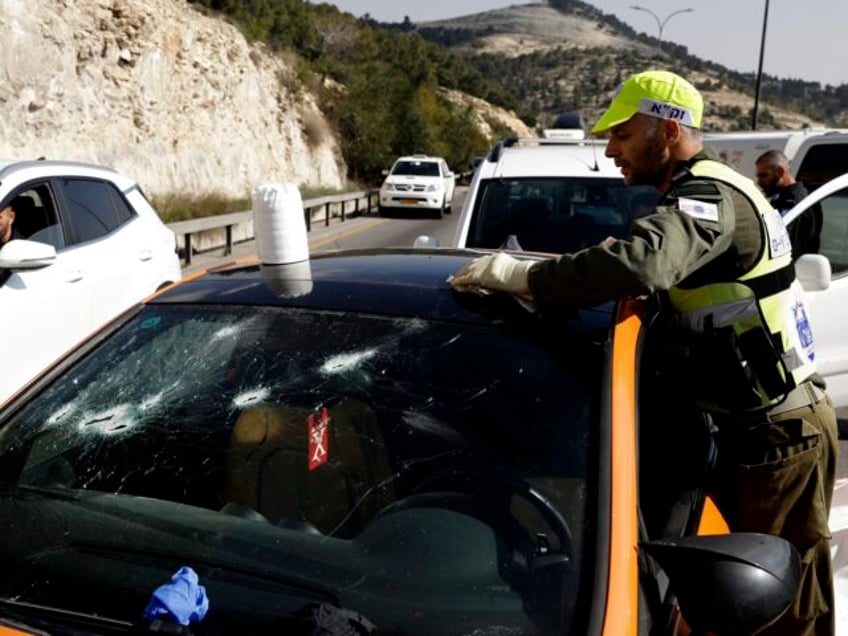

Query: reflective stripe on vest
[{"left": 667, "top": 159, "right": 817, "bottom": 409}]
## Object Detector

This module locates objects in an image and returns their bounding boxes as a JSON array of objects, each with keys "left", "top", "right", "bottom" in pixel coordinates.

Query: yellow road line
[{"left": 309, "top": 218, "right": 389, "bottom": 249}]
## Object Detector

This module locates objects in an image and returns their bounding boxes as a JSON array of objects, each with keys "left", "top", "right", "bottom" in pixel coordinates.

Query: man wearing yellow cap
[{"left": 451, "top": 69, "right": 837, "bottom": 635}]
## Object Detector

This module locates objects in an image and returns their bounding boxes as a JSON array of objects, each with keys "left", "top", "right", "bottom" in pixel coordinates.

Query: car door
[
  {"left": 783, "top": 175, "right": 848, "bottom": 409},
  {"left": 54, "top": 177, "right": 156, "bottom": 331},
  {"left": 0, "top": 182, "right": 94, "bottom": 403}
]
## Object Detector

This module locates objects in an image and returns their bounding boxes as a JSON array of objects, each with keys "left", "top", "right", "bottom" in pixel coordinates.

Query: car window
[
  {"left": 58, "top": 178, "right": 137, "bottom": 245},
  {"left": 816, "top": 186, "right": 848, "bottom": 274},
  {"left": 0, "top": 303, "right": 600, "bottom": 635},
  {"left": 466, "top": 177, "right": 659, "bottom": 253},
  {"left": 4, "top": 183, "right": 64, "bottom": 249},
  {"left": 391, "top": 160, "right": 441, "bottom": 177},
  {"left": 796, "top": 144, "right": 848, "bottom": 192}
]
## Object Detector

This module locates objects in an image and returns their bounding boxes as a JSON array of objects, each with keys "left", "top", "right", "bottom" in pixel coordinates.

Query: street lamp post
[{"left": 630, "top": 5, "right": 694, "bottom": 55}]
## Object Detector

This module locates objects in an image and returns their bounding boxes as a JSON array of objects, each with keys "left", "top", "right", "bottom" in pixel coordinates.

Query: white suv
[
  {"left": 0, "top": 159, "right": 182, "bottom": 404},
  {"left": 453, "top": 136, "right": 658, "bottom": 253},
  {"left": 379, "top": 155, "right": 456, "bottom": 218}
]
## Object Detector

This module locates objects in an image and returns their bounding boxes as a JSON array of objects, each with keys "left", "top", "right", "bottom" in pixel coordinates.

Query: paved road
[
  {"left": 182, "top": 211, "right": 385, "bottom": 276},
  {"left": 181, "top": 189, "right": 469, "bottom": 276}
]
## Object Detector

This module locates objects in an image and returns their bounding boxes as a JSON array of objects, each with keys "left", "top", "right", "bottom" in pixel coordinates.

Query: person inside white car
[{"left": 0, "top": 200, "right": 23, "bottom": 247}]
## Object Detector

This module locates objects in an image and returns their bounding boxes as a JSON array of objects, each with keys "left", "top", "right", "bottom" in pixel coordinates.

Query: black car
[{"left": 0, "top": 248, "right": 799, "bottom": 635}]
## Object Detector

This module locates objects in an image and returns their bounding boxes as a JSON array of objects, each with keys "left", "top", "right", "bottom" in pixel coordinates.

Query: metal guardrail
[
  {"left": 165, "top": 171, "right": 473, "bottom": 266},
  {"left": 167, "top": 189, "right": 379, "bottom": 266}
]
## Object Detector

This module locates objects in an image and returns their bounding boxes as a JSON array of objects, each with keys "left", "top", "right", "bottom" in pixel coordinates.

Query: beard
[{"left": 625, "top": 130, "right": 669, "bottom": 187}]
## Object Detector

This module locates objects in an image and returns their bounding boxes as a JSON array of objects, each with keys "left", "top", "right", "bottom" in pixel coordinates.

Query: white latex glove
[{"left": 449, "top": 252, "right": 534, "bottom": 295}]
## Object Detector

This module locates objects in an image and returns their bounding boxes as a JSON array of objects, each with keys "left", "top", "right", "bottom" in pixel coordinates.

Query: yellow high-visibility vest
[{"left": 667, "top": 159, "right": 817, "bottom": 410}]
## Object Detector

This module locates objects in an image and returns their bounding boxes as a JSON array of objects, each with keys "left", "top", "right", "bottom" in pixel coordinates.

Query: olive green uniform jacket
[{"left": 527, "top": 149, "right": 763, "bottom": 308}]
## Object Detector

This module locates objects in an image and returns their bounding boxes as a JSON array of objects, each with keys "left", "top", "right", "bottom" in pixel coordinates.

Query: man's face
[
  {"left": 604, "top": 115, "right": 669, "bottom": 187},
  {"left": 0, "top": 205, "right": 14, "bottom": 245},
  {"left": 755, "top": 162, "right": 779, "bottom": 196}
]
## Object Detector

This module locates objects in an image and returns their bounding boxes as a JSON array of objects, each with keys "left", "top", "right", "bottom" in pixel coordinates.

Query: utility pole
[{"left": 752, "top": 0, "right": 770, "bottom": 130}]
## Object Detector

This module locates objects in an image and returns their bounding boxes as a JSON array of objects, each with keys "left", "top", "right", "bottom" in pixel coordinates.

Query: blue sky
[{"left": 324, "top": 1, "right": 846, "bottom": 87}]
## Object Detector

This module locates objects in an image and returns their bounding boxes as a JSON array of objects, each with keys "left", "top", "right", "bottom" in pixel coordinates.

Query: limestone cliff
[{"left": 0, "top": 0, "right": 346, "bottom": 198}]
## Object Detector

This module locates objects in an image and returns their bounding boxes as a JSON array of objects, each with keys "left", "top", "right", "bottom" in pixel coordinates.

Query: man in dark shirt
[{"left": 755, "top": 149, "right": 822, "bottom": 258}]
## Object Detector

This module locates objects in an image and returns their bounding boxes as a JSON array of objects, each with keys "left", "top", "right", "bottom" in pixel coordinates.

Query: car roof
[
  {"left": 477, "top": 138, "right": 620, "bottom": 179},
  {"left": 0, "top": 158, "right": 128, "bottom": 185},
  {"left": 393, "top": 155, "right": 443, "bottom": 163},
  {"left": 153, "top": 247, "right": 616, "bottom": 332}
]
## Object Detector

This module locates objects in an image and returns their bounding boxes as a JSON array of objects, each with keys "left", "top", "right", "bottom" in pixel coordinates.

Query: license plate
[{"left": 401, "top": 199, "right": 419, "bottom": 205}]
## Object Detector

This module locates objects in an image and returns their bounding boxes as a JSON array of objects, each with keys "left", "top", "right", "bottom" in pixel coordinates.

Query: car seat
[
  {"left": 224, "top": 397, "right": 395, "bottom": 537},
  {"left": 563, "top": 212, "right": 602, "bottom": 251},
  {"left": 638, "top": 314, "right": 720, "bottom": 541},
  {"left": 638, "top": 322, "right": 723, "bottom": 636},
  {"left": 508, "top": 198, "right": 559, "bottom": 252}
]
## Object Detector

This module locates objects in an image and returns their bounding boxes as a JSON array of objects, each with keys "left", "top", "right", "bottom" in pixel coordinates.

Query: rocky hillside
[
  {"left": 0, "top": 0, "right": 534, "bottom": 199},
  {"left": 1, "top": 0, "right": 832, "bottom": 203},
  {"left": 0, "top": 0, "right": 347, "bottom": 199},
  {"left": 442, "top": 89, "right": 533, "bottom": 139},
  {"left": 417, "top": 3, "right": 830, "bottom": 132},
  {"left": 424, "top": 4, "right": 654, "bottom": 58}
]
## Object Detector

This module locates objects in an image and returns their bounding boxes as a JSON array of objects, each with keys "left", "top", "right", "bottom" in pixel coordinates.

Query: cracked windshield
[{"left": 0, "top": 303, "right": 599, "bottom": 635}]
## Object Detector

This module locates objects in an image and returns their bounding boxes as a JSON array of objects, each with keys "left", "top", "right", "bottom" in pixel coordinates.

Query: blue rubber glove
[{"left": 143, "top": 566, "right": 210, "bottom": 627}]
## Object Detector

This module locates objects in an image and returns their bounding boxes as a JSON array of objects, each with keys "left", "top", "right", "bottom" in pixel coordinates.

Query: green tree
[{"left": 327, "top": 61, "right": 414, "bottom": 184}]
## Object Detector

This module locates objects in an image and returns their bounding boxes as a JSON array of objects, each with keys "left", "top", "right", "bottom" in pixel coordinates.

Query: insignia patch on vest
[
  {"left": 677, "top": 197, "right": 719, "bottom": 222},
  {"left": 763, "top": 209, "right": 792, "bottom": 258},
  {"left": 792, "top": 300, "right": 815, "bottom": 361}
]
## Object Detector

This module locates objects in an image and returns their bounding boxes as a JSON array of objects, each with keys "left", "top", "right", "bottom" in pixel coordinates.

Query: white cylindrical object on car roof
[
  {"left": 252, "top": 182, "right": 309, "bottom": 265},
  {"left": 260, "top": 262, "right": 313, "bottom": 298}
]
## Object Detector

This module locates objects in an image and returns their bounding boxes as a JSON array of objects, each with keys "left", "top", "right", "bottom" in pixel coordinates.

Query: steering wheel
[{"left": 374, "top": 466, "right": 574, "bottom": 575}]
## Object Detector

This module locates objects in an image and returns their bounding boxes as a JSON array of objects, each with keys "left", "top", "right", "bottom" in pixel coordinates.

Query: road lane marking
[{"left": 309, "top": 218, "right": 389, "bottom": 249}]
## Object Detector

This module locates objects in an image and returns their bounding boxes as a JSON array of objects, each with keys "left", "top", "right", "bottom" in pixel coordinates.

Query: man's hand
[{"left": 450, "top": 252, "right": 535, "bottom": 296}]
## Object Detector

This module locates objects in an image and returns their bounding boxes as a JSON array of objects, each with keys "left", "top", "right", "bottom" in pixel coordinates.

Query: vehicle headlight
[
  {"left": 426, "top": 184, "right": 439, "bottom": 192},
  {"left": 382, "top": 183, "right": 395, "bottom": 192}
]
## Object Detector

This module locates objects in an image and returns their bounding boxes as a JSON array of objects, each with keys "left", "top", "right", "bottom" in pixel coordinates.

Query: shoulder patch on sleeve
[
  {"left": 676, "top": 181, "right": 722, "bottom": 199},
  {"left": 678, "top": 197, "right": 719, "bottom": 223}
]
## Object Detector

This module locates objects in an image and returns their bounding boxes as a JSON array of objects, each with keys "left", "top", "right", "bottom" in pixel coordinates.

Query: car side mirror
[
  {"left": 0, "top": 239, "right": 57, "bottom": 270},
  {"left": 794, "top": 253, "right": 831, "bottom": 292},
  {"left": 382, "top": 169, "right": 390, "bottom": 177},
  {"left": 641, "top": 532, "right": 800, "bottom": 635}
]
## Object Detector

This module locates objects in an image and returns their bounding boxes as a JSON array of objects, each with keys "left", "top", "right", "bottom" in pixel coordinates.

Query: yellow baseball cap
[{"left": 591, "top": 70, "right": 703, "bottom": 134}]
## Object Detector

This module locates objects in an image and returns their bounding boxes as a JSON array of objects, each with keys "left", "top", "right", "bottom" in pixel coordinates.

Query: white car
[
  {"left": 378, "top": 155, "right": 456, "bottom": 218},
  {"left": 0, "top": 159, "right": 181, "bottom": 405},
  {"left": 782, "top": 174, "right": 848, "bottom": 410},
  {"left": 452, "top": 135, "right": 659, "bottom": 252}
]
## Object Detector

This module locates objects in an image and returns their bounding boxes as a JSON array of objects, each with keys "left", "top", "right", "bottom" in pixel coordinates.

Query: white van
[{"left": 703, "top": 128, "right": 848, "bottom": 191}]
